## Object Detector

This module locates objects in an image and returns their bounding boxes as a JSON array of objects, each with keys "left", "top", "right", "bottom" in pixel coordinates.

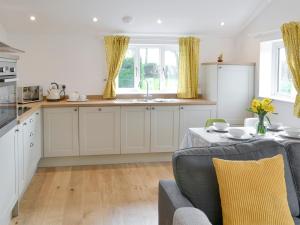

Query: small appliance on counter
[
  {"left": 46, "top": 82, "right": 66, "bottom": 101},
  {"left": 18, "top": 85, "right": 43, "bottom": 104}
]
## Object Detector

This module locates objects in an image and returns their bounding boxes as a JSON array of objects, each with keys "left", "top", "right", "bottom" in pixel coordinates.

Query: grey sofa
[{"left": 158, "top": 140, "right": 300, "bottom": 225}]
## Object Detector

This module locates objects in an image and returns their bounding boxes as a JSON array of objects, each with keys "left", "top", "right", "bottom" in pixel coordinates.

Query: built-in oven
[{"left": 0, "top": 58, "right": 17, "bottom": 138}]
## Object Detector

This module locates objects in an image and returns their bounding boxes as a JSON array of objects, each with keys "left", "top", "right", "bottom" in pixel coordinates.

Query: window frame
[
  {"left": 269, "top": 40, "right": 296, "bottom": 101},
  {"left": 116, "top": 44, "right": 179, "bottom": 94}
]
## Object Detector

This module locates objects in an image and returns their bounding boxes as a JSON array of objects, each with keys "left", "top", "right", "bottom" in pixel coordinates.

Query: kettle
[{"left": 47, "top": 82, "right": 66, "bottom": 101}]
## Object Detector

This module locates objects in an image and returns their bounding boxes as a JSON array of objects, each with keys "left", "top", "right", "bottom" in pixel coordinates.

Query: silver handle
[
  {"left": 30, "top": 119, "right": 33, "bottom": 123},
  {"left": 23, "top": 122, "right": 27, "bottom": 126},
  {"left": 180, "top": 107, "right": 184, "bottom": 110},
  {"left": 15, "top": 129, "right": 19, "bottom": 133},
  {"left": 1, "top": 78, "right": 18, "bottom": 83},
  {"left": 36, "top": 112, "right": 39, "bottom": 115},
  {"left": 218, "top": 66, "right": 222, "bottom": 69},
  {"left": 98, "top": 108, "right": 102, "bottom": 111},
  {"left": 146, "top": 107, "right": 149, "bottom": 110},
  {"left": 74, "top": 108, "right": 77, "bottom": 112},
  {"left": 152, "top": 107, "right": 155, "bottom": 110},
  {"left": 30, "top": 143, "right": 34, "bottom": 148},
  {"left": 30, "top": 132, "right": 34, "bottom": 137}
]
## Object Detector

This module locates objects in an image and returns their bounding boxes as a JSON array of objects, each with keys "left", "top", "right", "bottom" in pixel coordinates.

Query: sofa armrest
[
  {"left": 159, "top": 180, "right": 194, "bottom": 225},
  {"left": 173, "top": 207, "right": 212, "bottom": 225}
]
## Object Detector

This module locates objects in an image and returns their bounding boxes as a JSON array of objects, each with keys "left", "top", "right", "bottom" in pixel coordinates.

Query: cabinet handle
[
  {"left": 30, "top": 143, "right": 34, "bottom": 148},
  {"left": 36, "top": 112, "right": 39, "bottom": 115},
  {"left": 180, "top": 107, "right": 184, "bottom": 110},
  {"left": 15, "top": 129, "right": 19, "bottom": 133},
  {"left": 152, "top": 107, "right": 155, "bottom": 110},
  {"left": 146, "top": 107, "right": 149, "bottom": 110},
  {"left": 30, "top": 132, "right": 34, "bottom": 137},
  {"left": 74, "top": 108, "right": 78, "bottom": 112},
  {"left": 23, "top": 122, "right": 27, "bottom": 126},
  {"left": 98, "top": 108, "right": 102, "bottom": 111},
  {"left": 30, "top": 119, "right": 33, "bottom": 123}
]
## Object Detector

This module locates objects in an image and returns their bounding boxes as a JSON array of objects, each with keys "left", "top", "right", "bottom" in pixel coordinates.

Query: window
[
  {"left": 259, "top": 40, "right": 295, "bottom": 102},
  {"left": 117, "top": 45, "right": 179, "bottom": 93}
]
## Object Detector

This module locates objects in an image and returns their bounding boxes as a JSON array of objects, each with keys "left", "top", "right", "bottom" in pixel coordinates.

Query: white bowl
[
  {"left": 268, "top": 122, "right": 282, "bottom": 130},
  {"left": 228, "top": 128, "right": 246, "bottom": 138},
  {"left": 213, "top": 122, "right": 229, "bottom": 131},
  {"left": 284, "top": 128, "right": 300, "bottom": 137}
]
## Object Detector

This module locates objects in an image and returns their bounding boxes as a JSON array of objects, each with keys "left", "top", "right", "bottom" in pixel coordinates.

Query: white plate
[
  {"left": 67, "top": 99, "right": 88, "bottom": 102},
  {"left": 279, "top": 132, "right": 300, "bottom": 139},
  {"left": 212, "top": 126, "right": 229, "bottom": 133},
  {"left": 267, "top": 127, "right": 284, "bottom": 132},
  {"left": 224, "top": 133, "right": 253, "bottom": 140}
]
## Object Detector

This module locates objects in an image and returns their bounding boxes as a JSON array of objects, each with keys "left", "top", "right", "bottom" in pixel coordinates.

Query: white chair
[{"left": 244, "top": 117, "right": 259, "bottom": 128}]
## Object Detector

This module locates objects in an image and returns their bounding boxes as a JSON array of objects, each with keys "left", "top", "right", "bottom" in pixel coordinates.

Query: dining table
[{"left": 180, "top": 127, "right": 297, "bottom": 149}]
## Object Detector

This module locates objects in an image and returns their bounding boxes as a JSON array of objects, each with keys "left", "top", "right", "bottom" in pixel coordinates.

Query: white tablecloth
[{"left": 180, "top": 127, "right": 286, "bottom": 149}]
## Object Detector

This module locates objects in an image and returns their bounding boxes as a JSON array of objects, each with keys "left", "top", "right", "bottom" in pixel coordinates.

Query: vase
[{"left": 257, "top": 115, "right": 267, "bottom": 135}]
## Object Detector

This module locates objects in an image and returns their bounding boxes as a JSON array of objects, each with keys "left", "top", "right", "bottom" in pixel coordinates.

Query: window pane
[
  {"left": 277, "top": 48, "right": 292, "bottom": 96},
  {"left": 139, "top": 48, "right": 160, "bottom": 91},
  {"left": 118, "top": 49, "right": 135, "bottom": 88},
  {"left": 163, "top": 50, "right": 179, "bottom": 91}
]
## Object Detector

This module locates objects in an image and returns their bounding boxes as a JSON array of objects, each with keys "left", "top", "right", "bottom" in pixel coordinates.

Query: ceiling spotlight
[
  {"left": 30, "top": 16, "right": 36, "bottom": 21},
  {"left": 93, "top": 17, "right": 98, "bottom": 23},
  {"left": 122, "top": 16, "right": 133, "bottom": 24},
  {"left": 220, "top": 21, "right": 225, "bottom": 26},
  {"left": 157, "top": 19, "right": 162, "bottom": 24}
]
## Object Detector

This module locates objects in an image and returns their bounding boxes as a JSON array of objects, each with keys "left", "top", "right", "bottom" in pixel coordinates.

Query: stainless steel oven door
[{"left": 0, "top": 77, "right": 17, "bottom": 138}]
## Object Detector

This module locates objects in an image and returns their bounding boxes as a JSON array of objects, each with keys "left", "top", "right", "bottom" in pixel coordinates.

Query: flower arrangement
[{"left": 247, "top": 98, "right": 277, "bottom": 135}]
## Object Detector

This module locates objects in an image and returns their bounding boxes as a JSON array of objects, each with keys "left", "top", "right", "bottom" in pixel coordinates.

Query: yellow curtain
[
  {"left": 103, "top": 35, "right": 130, "bottom": 99},
  {"left": 177, "top": 37, "right": 200, "bottom": 99},
  {"left": 281, "top": 22, "right": 300, "bottom": 117}
]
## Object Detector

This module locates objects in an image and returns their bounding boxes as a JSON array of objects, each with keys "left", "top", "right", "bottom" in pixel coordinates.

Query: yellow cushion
[{"left": 213, "top": 155, "right": 294, "bottom": 225}]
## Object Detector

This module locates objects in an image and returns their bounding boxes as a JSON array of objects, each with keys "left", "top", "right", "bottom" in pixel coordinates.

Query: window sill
[{"left": 259, "top": 95, "right": 295, "bottom": 104}]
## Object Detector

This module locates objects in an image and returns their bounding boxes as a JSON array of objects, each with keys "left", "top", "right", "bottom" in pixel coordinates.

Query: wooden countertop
[{"left": 17, "top": 98, "right": 216, "bottom": 123}]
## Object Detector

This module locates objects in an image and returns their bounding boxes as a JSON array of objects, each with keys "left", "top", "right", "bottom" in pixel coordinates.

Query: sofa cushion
[
  {"left": 173, "top": 140, "right": 299, "bottom": 225},
  {"left": 213, "top": 155, "right": 294, "bottom": 225},
  {"left": 284, "top": 141, "right": 300, "bottom": 202}
]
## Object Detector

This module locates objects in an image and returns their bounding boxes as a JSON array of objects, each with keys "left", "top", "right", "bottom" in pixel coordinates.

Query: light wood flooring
[{"left": 11, "top": 162, "right": 173, "bottom": 225}]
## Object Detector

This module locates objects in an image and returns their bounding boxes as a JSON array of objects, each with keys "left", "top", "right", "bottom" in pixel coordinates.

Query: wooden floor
[{"left": 11, "top": 162, "right": 173, "bottom": 225}]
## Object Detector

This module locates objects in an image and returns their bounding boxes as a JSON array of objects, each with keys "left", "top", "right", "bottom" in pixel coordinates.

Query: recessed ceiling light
[
  {"left": 93, "top": 17, "right": 98, "bottom": 23},
  {"left": 157, "top": 19, "right": 162, "bottom": 24},
  {"left": 220, "top": 21, "right": 225, "bottom": 26},
  {"left": 30, "top": 16, "right": 36, "bottom": 21}
]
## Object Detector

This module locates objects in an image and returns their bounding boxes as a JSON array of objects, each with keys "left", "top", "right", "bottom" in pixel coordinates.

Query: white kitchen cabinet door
[
  {"left": 150, "top": 106, "right": 179, "bottom": 152},
  {"left": 217, "top": 65, "right": 254, "bottom": 125},
  {"left": 0, "top": 128, "right": 18, "bottom": 225},
  {"left": 44, "top": 107, "right": 79, "bottom": 157},
  {"left": 121, "top": 106, "right": 150, "bottom": 154},
  {"left": 33, "top": 109, "right": 42, "bottom": 162},
  {"left": 16, "top": 124, "right": 25, "bottom": 197},
  {"left": 179, "top": 105, "right": 216, "bottom": 143},
  {"left": 79, "top": 107, "right": 121, "bottom": 155}
]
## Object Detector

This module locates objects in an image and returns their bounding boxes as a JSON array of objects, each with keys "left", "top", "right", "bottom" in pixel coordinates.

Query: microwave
[{"left": 18, "top": 85, "right": 43, "bottom": 103}]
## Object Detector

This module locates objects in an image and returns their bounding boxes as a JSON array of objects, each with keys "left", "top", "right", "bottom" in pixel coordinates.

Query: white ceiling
[{"left": 0, "top": 0, "right": 271, "bottom": 36}]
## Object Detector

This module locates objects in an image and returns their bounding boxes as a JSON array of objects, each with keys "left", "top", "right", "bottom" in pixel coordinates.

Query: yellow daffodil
[{"left": 251, "top": 99, "right": 260, "bottom": 112}]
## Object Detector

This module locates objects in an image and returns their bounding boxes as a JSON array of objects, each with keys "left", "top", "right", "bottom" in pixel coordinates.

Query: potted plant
[{"left": 247, "top": 98, "right": 277, "bottom": 135}]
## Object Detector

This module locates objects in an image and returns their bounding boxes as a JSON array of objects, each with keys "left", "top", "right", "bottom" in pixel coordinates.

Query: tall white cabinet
[{"left": 202, "top": 63, "right": 255, "bottom": 125}]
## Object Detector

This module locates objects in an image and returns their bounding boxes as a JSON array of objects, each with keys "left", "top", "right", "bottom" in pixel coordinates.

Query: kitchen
[{"left": 1, "top": 0, "right": 298, "bottom": 224}]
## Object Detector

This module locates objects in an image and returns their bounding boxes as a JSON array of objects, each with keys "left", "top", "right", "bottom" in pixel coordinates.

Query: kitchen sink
[{"left": 114, "top": 98, "right": 178, "bottom": 103}]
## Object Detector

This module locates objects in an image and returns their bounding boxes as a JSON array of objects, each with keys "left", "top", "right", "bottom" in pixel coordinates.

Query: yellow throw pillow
[{"left": 213, "top": 155, "right": 294, "bottom": 225}]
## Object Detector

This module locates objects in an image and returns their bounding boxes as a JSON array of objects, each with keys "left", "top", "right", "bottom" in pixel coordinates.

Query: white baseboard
[{"left": 38, "top": 152, "right": 173, "bottom": 167}]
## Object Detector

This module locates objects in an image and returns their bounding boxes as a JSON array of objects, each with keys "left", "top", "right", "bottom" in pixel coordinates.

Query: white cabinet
[
  {"left": 203, "top": 64, "right": 254, "bottom": 125},
  {"left": 79, "top": 107, "right": 120, "bottom": 155},
  {"left": 179, "top": 105, "right": 216, "bottom": 143},
  {"left": 44, "top": 107, "right": 79, "bottom": 157},
  {"left": 121, "top": 106, "right": 150, "bottom": 154},
  {"left": 150, "top": 106, "right": 179, "bottom": 152},
  {"left": 0, "top": 128, "right": 18, "bottom": 225}
]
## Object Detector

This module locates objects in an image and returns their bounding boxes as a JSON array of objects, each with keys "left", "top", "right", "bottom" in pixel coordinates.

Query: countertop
[{"left": 17, "top": 98, "right": 216, "bottom": 123}]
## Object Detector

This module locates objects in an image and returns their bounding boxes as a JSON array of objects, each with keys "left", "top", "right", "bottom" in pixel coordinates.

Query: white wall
[
  {"left": 8, "top": 33, "right": 235, "bottom": 95},
  {"left": 0, "top": 23, "right": 7, "bottom": 43},
  {"left": 235, "top": 0, "right": 300, "bottom": 126}
]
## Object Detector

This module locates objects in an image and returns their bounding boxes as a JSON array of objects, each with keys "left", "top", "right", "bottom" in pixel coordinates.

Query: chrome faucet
[{"left": 139, "top": 79, "right": 152, "bottom": 100}]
